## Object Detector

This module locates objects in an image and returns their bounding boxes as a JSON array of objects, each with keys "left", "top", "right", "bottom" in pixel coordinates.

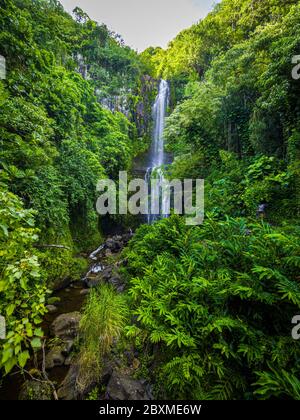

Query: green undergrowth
[{"left": 122, "top": 215, "right": 300, "bottom": 400}]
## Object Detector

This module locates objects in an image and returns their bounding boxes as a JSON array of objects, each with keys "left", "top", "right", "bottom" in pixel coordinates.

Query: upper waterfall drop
[
  {"left": 151, "top": 79, "right": 170, "bottom": 168},
  {"left": 146, "top": 79, "right": 170, "bottom": 224}
]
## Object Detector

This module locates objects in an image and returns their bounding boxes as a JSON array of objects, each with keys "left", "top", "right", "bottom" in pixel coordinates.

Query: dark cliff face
[
  {"left": 131, "top": 75, "right": 158, "bottom": 140},
  {"left": 97, "top": 74, "right": 158, "bottom": 144}
]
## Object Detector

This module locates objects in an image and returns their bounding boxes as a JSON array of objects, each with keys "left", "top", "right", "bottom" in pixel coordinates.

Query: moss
[
  {"left": 85, "top": 386, "right": 100, "bottom": 400},
  {"left": 38, "top": 249, "right": 88, "bottom": 289},
  {"left": 19, "top": 381, "right": 52, "bottom": 401}
]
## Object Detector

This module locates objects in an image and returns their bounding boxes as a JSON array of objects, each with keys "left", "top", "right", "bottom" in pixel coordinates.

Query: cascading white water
[
  {"left": 152, "top": 80, "right": 169, "bottom": 167},
  {"left": 146, "top": 80, "right": 170, "bottom": 224}
]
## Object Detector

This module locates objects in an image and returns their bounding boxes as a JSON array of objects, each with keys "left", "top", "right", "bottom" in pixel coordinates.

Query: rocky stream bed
[{"left": 0, "top": 232, "right": 153, "bottom": 401}]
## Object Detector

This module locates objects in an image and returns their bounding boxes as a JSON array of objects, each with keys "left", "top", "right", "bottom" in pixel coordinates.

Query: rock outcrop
[
  {"left": 106, "top": 372, "right": 152, "bottom": 400},
  {"left": 50, "top": 312, "right": 81, "bottom": 343},
  {"left": 45, "top": 312, "right": 81, "bottom": 371},
  {"left": 19, "top": 381, "right": 52, "bottom": 400}
]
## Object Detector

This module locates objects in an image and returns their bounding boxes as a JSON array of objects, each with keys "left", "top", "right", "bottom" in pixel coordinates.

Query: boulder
[
  {"left": 57, "top": 360, "right": 113, "bottom": 400},
  {"left": 122, "top": 233, "right": 133, "bottom": 244},
  {"left": 108, "top": 274, "right": 126, "bottom": 293},
  {"left": 105, "top": 239, "right": 117, "bottom": 251},
  {"left": 51, "top": 277, "right": 72, "bottom": 292},
  {"left": 61, "top": 340, "right": 74, "bottom": 356},
  {"left": 106, "top": 372, "right": 151, "bottom": 400},
  {"left": 80, "top": 288, "right": 91, "bottom": 296},
  {"left": 84, "top": 274, "right": 103, "bottom": 288},
  {"left": 45, "top": 346, "right": 65, "bottom": 370},
  {"left": 46, "top": 304, "right": 58, "bottom": 314},
  {"left": 57, "top": 364, "right": 80, "bottom": 400},
  {"left": 105, "top": 249, "right": 113, "bottom": 258},
  {"left": 101, "top": 267, "right": 113, "bottom": 281},
  {"left": 105, "top": 237, "right": 123, "bottom": 253},
  {"left": 50, "top": 312, "right": 81, "bottom": 343},
  {"left": 84, "top": 266, "right": 113, "bottom": 288}
]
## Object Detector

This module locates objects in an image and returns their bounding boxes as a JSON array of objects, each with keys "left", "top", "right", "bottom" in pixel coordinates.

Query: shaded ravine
[
  {"left": 0, "top": 282, "right": 86, "bottom": 400},
  {"left": 0, "top": 270, "right": 90, "bottom": 401},
  {"left": 0, "top": 82, "right": 167, "bottom": 401},
  {"left": 1, "top": 241, "right": 113, "bottom": 400},
  {"left": 0, "top": 234, "right": 129, "bottom": 401}
]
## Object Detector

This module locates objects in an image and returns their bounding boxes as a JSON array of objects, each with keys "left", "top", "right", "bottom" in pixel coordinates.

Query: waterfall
[
  {"left": 146, "top": 79, "right": 170, "bottom": 223},
  {"left": 152, "top": 80, "right": 169, "bottom": 167}
]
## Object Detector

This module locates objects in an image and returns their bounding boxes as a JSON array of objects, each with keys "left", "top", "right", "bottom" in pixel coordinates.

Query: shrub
[
  {"left": 0, "top": 187, "right": 47, "bottom": 374},
  {"left": 124, "top": 215, "right": 300, "bottom": 399}
]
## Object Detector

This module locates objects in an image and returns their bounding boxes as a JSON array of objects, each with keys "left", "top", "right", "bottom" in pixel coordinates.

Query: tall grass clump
[{"left": 78, "top": 284, "right": 128, "bottom": 391}]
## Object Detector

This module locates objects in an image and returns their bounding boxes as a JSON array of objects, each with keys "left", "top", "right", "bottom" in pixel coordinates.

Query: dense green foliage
[
  {"left": 0, "top": 0, "right": 148, "bottom": 375},
  {"left": 123, "top": 0, "right": 300, "bottom": 401},
  {"left": 0, "top": 0, "right": 144, "bottom": 250},
  {"left": 1, "top": 0, "right": 300, "bottom": 401},
  {"left": 158, "top": 0, "right": 300, "bottom": 227},
  {"left": 0, "top": 185, "right": 47, "bottom": 373},
  {"left": 124, "top": 215, "right": 300, "bottom": 399}
]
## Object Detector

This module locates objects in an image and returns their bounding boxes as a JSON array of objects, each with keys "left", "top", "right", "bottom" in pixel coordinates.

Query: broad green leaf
[
  {"left": 30, "top": 337, "right": 42, "bottom": 350},
  {"left": 18, "top": 351, "right": 30, "bottom": 368}
]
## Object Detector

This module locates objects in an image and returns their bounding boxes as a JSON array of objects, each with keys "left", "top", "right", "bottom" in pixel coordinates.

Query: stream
[
  {"left": 0, "top": 229, "right": 138, "bottom": 401},
  {"left": 0, "top": 279, "right": 88, "bottom": 400}
]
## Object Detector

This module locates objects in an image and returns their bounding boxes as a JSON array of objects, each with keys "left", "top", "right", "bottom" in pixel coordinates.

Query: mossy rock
[{"left": 19, "top": 380, "right": 52, "bottom": 400}]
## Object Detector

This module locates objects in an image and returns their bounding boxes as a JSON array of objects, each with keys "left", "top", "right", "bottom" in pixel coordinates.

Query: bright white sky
[{"left": 60, "top": 0, "right": 219, "bottom": 52}]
